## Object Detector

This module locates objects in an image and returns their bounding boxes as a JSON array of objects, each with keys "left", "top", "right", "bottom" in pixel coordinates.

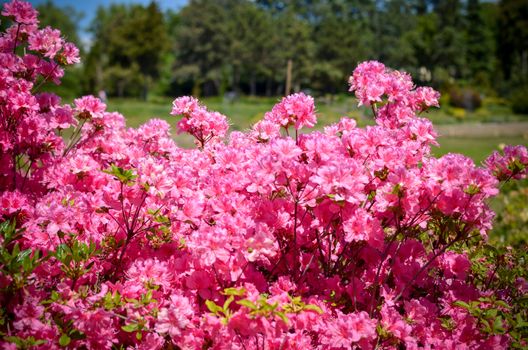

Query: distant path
[{"left": 436, "top": 122, "right": 528, "bottom": 138}]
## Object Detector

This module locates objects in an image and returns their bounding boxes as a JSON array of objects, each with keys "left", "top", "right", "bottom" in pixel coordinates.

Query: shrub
[
  {"left": 448, "top": 85, "right": 482, "bottom": 111},
  {"left": 490, "top": 178, "right": 528, "bottom": 248},
  {"left": 448, "top": 106, "right": 467, "bottom": 120},
  {"left": 511, "top": 85, "right": 528, "bottom": 115},
  {"left": 0, "top": 1, "right": 527, "bottom": 349}
]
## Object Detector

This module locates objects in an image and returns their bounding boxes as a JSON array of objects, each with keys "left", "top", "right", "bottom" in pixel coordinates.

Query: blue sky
[{"left": 24, "top": 0, "right": 187, "bottom": 42}]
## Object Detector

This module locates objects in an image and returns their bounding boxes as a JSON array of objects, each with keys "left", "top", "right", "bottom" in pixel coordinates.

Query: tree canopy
[{"left": 69, "top": 0, "right": 528, "bottom": 98}]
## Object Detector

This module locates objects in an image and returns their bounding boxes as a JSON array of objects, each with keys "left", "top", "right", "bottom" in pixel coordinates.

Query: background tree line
[{"left": 33, "top": 0, "right": 528, "bottom": 110}]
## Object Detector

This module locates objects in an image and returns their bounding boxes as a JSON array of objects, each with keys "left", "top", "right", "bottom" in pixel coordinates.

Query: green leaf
[
  {"left": 275, "top": 311, "right": 289, "bottom": 324},
  {"left": 223, "top": 295, "right": 234, "bottom": 310},
  {"left": 205, "top": 300, "right": 223, "bottom": 315},
  {"left": 485, "top": 309, "right": 497, "bottom": 319},
  {"left": 121, "top": 323, "right": 138, "bottom": 332},
  {"left": 69, "top": 329, "right": 86, "bottom": 340},
  {"left": 481, "top": 319, "right": 491, "bottom": 333},
  {"left": 51, "top": 290, "right": 60, "bottom": 301},
  {"left": 303, "top": 304, "right": 323, "bottom": 314},
  {"left": 493, "top": 316, "right": 505, "bottom": 333},
  {"left": 494, "top": 300, "right": 510, "bottom": 309},
  {"left": 5, "top": 336, "right": 24, "bottom": 346},
  {"left": 236, "top": 299, "right": 257, "bottom": 310},
  {"left": 453, "top": 301, "right": 470, "bottom": 310},
  {"left": 59, "top": 333, "right": 71, "bottom": 347},
  {"left": 104, "top": 165, "right": 137, "bottom": 184},
  {"left": 222, "top": 287, "right": 246, "bottom": 296},
  {"left": 12, "top": 242, "right": 20, "bottom": 256},
  {"left": 464, "top": 184, "right": 480, "bottom": 195}
]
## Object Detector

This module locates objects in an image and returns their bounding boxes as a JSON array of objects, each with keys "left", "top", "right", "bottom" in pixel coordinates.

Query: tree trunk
[
  {"left": 266, "top": 78, "right": 272, "bottom": 97},
  {"left": 117, "top": 80, "right": 124, "bottom": 98},
  {"left": 285, "top": 59, "right": 292, "bottom": 96},
  {"left": 250, "top": 72, "right": 257, "bottom": 96},
  {"left": 142, "top": 79, "right": 148, "bottom": 101},
  {"left": 192, "top": 79, "right": 201, "bottom": 97},
  {"left": 233, "top": 66, "right": 240, "bottom": 94}
]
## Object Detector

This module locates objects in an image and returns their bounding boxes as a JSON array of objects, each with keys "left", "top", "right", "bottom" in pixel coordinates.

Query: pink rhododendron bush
[{"left": 2, "top": 1, "right": 528, "bottom": 349}]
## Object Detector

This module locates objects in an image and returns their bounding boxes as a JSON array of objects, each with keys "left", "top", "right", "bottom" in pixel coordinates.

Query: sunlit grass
[
  {"left": 105, "top": 96, "right": 528, "bottom": 161},
  {"left": 434, "top": 136, "right": 528, "bottom": 164}
]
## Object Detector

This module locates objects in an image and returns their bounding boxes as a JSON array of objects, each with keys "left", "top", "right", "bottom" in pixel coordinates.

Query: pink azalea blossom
[
  {"left": 156, "top": 294, "right": 194, "bottom": 341},
  {"left": 2, "top": 0, "right": 37, "bottom": 24}
]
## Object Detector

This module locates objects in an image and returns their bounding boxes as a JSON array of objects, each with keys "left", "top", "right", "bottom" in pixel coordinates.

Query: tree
[
  {"left": 312, "top": 0, "right": 375, "bottom": 93},
  {"left": 375, "top": 0, "right": 418, "bottom": 70},
  {"left": 465, "top": 0, "right": 495, "bottom": 86},
  {"left": 85, "top": 2, "right": 168, "bottom": 98},
  {"left": 36, "top": 0, "right": 82, "bottom": 47},
  {"left": 273, "top": 8, "right": 315, "bottom": 93},
  {"left": 172, "top": 0, "right": 232, "bottom": 96},
  {"left": 497, "top": 0, "right": 528, "bottom": 83}
]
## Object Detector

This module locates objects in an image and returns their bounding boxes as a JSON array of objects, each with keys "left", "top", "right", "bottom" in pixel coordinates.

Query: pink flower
[
  {"left": 74, "top": 95, "right": 106, "bottom": 120},
  {"left": 413, "top": 86, "right": 440, "bottom": 109},
  {"left": 61, "top": 42, "right": 80, "bottom": 64},
  {"left": 348, "top": 60, "right": 387, "bottom": 106},
  {"left": 28, "top": 26, "right": 63, "bottom": 58},
  {"left": 439, "top": 251, "right": 471, "bottom": 280},
  {"left": 343, "top": 208, "right": 383, "bottom": 247},
  {"left": 381, "top": 305, "right": 414, "bottom": 343},
  {"left": 171, "top": 96, "right": 200, "bottom": 116},
  {"left": 321, "top": 311, "right": 377, "bottom": 347},
  {"left": 485, "top": 145, "right": 528, "bottom": 181},
  {"left": 251, "top": 119, "right": 281, "bottom": 142},
  {"left": 156, "top": 294, "right": 194, "bottom": 341},
  {"left": 126, "top": 258, "right": 173, "bottom": 291},
  {"left": 171, "top": 96, "right": 229, "bottom": 146},
  {"left": 267, "top": 92, "right": 317, "bottom": 130},
  {"left": 2, "top": 0, "right": 38, "bottom": 25},
  {"left": 0, "top": 7, "right": 525, "bottom": 346}
]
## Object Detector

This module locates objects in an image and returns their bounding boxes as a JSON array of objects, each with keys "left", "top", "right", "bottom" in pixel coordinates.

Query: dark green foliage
[
  {"left": 34, "top": 0, "right": 526, "bottom": 100},
  {"left": 448, "top": 85, "right": 482, "bottom": 111},
  {"left": 0, "top": 219, "right": 46, "bottom": 292},
  {"left": 84, "top": 2, "right": 168, "bottom": 99},
  {"left": 465, "top": 241, "right": 528, "bottom": 348},
  {"left": 497, "top": 0, "right": 528, "bottom": 83},
  {"left": 491, "top": 179, "right": 528, "bottom": 247},
  {"left": 164, "top": 0, "right": 510, "bottom": 95},
  {"left": 465, "top": 0, "right": 495, "bottom": 85},
  {"left": 511, "top": 86, "right": 528, "bottom": 115}
]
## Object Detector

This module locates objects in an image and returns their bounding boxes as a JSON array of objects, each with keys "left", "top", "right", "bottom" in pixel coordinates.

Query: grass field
[
  {"left": 107, "top": 95, "right": 527, "bottom": 126},
  {"left": 106, "top": 96, "right": 528, "bottom": 163},
  {"left": 433, "top": 136, "right": 528, "bottom": 164}
]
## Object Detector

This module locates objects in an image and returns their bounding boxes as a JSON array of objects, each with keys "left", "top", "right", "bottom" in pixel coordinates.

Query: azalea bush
[
  {"left": 1, "top": 1, "right": 528, "bottom": 349},
  {"left": 490, "top": 178, "right": 528, "bottom": 248}
]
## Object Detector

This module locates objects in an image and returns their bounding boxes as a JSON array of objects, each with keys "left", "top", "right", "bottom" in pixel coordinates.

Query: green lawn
[
  {"left": 107, "top": 96, "right": 367, "bottom": 130},
  {"left": 434, "top": 136, "right": 528, "bottom": 164},
  {"left": 106, "top": 96, "right": 527, "bottom": 162}
]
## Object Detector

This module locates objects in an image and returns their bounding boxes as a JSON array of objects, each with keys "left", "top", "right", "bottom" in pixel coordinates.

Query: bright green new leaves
[
  {"left": 54, "top": 237, "right": 98, "bottom": 285},
  {"left": 104, "top": 164, "right": 137, "bottom": 185},
  {"left": 206, "top": 287, "right": 322, "bottom": 326}
]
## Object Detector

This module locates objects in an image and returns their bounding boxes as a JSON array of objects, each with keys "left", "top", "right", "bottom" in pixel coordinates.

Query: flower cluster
[
  {"left": 485, "top": 145, "right": 528, "bottom": 181},
  {"left": 349, "top": 61, "right": 440, "bottom": 127},
  {"left": 264, "top": 92, "right": 317, "bottom": 130},
  {"left": 1, "top": 2, "right": 527, "bottom": 349},
  {"left": 171, "top": 96, "right": 229, "bottom": 148}
]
